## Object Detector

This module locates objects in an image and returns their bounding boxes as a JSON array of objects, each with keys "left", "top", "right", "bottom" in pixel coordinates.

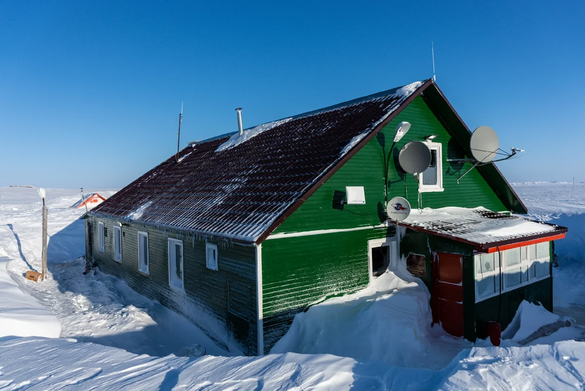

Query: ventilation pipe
[{"left": 236, "top": 108, "right": 243, "bottom": 136}]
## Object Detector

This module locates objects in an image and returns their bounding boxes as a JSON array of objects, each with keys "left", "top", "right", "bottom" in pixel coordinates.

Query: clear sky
[{"left": 1, "top": 1, "right": 584, "bottom": 189}]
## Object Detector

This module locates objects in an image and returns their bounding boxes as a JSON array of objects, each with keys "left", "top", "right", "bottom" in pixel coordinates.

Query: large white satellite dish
[{"left": 470, "top": 126, "right": 499, "bottom": 163}]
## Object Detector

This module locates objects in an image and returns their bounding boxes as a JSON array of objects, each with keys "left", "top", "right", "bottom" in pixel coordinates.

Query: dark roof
[
  {"left": 90, "top": 79, "right": 525, "bottom": 244},
  {"left": 91, "top": 81, "right": 429, "bottom": 242},
  {"left": 398, "top": 207, "right": 567, "bottom": 251}
]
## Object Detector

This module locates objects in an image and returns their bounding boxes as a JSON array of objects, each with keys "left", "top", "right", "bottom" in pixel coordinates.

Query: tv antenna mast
[
  {"left": 432, "top": 41, "right": 436, "bottom": 81},
  {"left": 175, "top": 102, "right": 183, "bottom": 162}
]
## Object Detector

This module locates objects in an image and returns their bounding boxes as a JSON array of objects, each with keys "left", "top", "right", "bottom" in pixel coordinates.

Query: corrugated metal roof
[
  {"left": 90, "top": 81, "right": 428, "bottom": 242},
  {"left": 398, "top": 207, "right": 567, "bottom": 250}
]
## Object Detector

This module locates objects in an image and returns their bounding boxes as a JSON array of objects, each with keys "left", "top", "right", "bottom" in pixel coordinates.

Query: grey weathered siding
[{"left": 86, "top": 215, "right": 258, "bottom": 354}]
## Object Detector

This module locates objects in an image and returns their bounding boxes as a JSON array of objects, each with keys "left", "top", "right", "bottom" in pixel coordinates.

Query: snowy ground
[{"left": 0, "top": 184, "right": 584, "bottom": 390}]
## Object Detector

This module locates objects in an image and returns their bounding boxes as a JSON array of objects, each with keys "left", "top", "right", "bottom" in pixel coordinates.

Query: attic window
[{"left": 419, "top": 142, "right": 443, "bottom": 193}]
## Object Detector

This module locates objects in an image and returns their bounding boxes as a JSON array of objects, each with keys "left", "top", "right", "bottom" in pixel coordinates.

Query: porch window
[
  {"left": 419, "top": 142, "right": 443, "bottom": 192},
  {"left": 532, "top": 242, "right": 551, "bottom": 279},
  {"left": 138, "top": 232, "right": 149, "bottom": 274},
  {"left": 475, "top": 242, "right": 552, "bottom": 302},
  {"left": 168, "top": 238, "right": 184, "bottom": 290},
  {"left": 206, "top": 243, "right": 218, "bottom": 271},
  {"left": 98, "top": 222, "right": 105, "bottom": 252},
  {"left": 113, "top": 226, "right": 122, "bottom": 262},
  {"left": 475, "top": 252, "right": 500, "bottom": 302}
]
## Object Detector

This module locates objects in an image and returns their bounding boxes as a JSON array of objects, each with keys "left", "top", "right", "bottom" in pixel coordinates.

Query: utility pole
[{"left": 38, "top": 188, "right": 48, "bottom": 281}]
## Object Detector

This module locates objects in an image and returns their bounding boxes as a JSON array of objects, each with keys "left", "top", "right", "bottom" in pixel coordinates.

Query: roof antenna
[
  {"left": 432, "top": 41, "right": 436, "bottom": 82},
  {"left": 175, "top": 102, "right": 183, "bottom": 162}
]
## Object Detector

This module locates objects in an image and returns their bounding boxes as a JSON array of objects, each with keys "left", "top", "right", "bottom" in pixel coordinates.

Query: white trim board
[
  {"left": 266, "top": 223, "right": 390, "bottom": 240},
  {"left": 255, "top": 243, "right": 264, "bottom": 355}
]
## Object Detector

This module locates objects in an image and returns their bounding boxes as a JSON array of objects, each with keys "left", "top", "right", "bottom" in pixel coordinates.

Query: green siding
[
  {"left": 86, "top": 216, "right": 258, "bottom": 354},
  {"left": 261, "top": 227, "right": 393, "bottom": 352},
  {"left": 261, "top": 96, "right": 513, "bottom": 351},
  {"left": 273, "top": 96, "right": 506, "bottom": 236}
]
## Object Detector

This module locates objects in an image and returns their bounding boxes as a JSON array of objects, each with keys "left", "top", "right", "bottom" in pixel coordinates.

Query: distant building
[
  {"left": 73, "top": 193, "right": 106, "bottom": 210},
  {"left": 84, "top": 79, "right": 567, "bottom": 355}
]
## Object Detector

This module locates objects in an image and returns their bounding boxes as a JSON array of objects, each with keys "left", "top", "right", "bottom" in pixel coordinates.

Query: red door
[{"left": 432, "top": 252, "right": 464, "bottom": 337}]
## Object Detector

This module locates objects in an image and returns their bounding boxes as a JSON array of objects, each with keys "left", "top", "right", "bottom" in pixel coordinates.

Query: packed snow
[
  {"left": 0, "top": 183, "right": 584, "bottom": 390},
  {"left": 402, "top": 206, "right": 559, "bottom": 245}
]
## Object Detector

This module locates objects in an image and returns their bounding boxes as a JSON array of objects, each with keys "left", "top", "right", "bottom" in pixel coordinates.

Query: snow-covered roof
[
  {"left": 90, "top": 80, "right": 430, "bottom": 243},
  {"left": 398, "top": 207, "right": 567, "bottom": 250}
]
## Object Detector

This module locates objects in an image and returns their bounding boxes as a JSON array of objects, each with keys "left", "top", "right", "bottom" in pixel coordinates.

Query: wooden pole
[{"left": 41, "top": 198, "right": 48, "bottom": 281}]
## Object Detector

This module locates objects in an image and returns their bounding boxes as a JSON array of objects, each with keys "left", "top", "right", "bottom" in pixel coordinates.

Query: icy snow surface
[
  {"left": 0, "top": 183, "right": 585, "bottom": 390},
  {"left": 0, "top": 257, "right": 61, "bottom": 338}
]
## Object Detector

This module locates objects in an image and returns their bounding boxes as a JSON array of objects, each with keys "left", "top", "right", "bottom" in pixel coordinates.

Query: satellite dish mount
[{"left": 447, "top": 126, "right": 523, "bottom": 183}]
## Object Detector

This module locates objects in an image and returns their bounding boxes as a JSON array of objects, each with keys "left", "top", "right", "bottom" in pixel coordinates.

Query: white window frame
[
  {"left": 419, "top": 141, "right": 443, "bottom": 193},
  {"left": 206, "top": 243, "right": 218, "bottom": 271},
  {"left": 475, "top": 242, "right": 552, "bottom": 302},
  {"left": 531, "top": 242, "right": 551, "bottom": 280},
  {"left": 98, "top": 222, "right": 105, "bottom": 252},
  {"left": 474, "top": 252, "right": 500, "bottom": 303},
  {"left": 367, "top": 236, "right": 398, "bottom": 284},
  {"left": 113, "top": 225, "right": 122, "bottom": 262},
  {"left": 138, "top": 231, "right": 149, "bottom": 274},
  {"left": 168, "top": 238, "right": 184, "bottom": 290}
]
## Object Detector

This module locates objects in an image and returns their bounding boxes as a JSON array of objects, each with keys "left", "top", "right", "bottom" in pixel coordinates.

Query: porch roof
[{"left": 397, "top": 207, "right": 567, "bottom": 252}]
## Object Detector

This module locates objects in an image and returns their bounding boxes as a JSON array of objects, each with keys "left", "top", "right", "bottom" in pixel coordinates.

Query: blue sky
[{"left": 1, "top": 1, "right": 584, "bottom": 188}]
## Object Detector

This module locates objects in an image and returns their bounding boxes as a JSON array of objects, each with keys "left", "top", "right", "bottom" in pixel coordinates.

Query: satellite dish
[
  {"left": 398, "top": 141, "right": 431, "bottom": 174},
  {"left": 37, "top": 188, "right": 46, "bottom": 199},
  {"left": 386, "top": 196, "right": 411, "bottom": 221},
  {"left": 470, "top": 126, "right": 499, "bottom": 163}
]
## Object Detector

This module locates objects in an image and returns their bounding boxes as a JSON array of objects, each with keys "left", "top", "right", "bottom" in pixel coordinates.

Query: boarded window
[{"left": 406, "top": 253, "right": 426, "bottom": 277}]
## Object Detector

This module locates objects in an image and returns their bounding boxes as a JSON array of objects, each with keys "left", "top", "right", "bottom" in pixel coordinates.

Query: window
[
  {"left": 406, "top": 253, "right": 426, "bottom": 277},
  {"left": 113, "top": 226, "right": 122, "bottom": 262},
  {"left": 419, "top": 142, "right": 443, "bottom": 192},
  {"left": 206, "top": 243, "right": 218, "bottom": 271},
  {"left": 138, "top": 232, "right": 149, "bottom": 274},
  {"left": 98, "top": 222, "right": 105, "bottom": 252},
  {"left": 532, "top": 242, "right": 551, "bottom": 279},
  {"left": 475, "top": 252, "right": 500, "bottom": 302},
  {"left": 475, "top": 242, "right": 551, "bottom": 302},
  {"left": 168, "top": 239, "right": 184, "bottom": 289}
]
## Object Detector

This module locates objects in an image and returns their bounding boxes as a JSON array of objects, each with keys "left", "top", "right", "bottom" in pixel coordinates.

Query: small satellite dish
[
  {"left": 386, "top": 196, "right": 411, "bottom": 221},
  {"left": 398, "top": 141, "right": 431, "bottom": 174},
  {"left": 37, "top": 188, "right": 46, "bottom": 199},
  {"left": 470, "top": 126, "right": 499, "bottom": 163}
]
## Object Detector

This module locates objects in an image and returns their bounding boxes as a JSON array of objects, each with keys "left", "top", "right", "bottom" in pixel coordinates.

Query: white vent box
[{"left": 346, "top": 186, "right": 366, "bottom": 205}]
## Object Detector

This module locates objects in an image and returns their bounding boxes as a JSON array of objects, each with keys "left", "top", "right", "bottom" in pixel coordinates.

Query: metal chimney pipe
[{"left": 236, "top": 107, "right": 243, "bottom": 136}]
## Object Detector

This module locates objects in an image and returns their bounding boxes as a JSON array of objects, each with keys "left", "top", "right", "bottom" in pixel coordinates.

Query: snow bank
[
  {"left": 502, "top": 301, "right": 573, "bottom": 343},
  {"left": 1, "top": 336, "right": 584, "bottom": 390},
  {"left": 0, "top": 257, "right": 61, "bottom": 338},
  {"left": 271, "top": 270, "right": 433, "bottom": 368}
]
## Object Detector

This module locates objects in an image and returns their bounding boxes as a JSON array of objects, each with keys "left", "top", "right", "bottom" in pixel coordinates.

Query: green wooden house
[{"left": 85, "top": 79, "right": 567, "bottom": 355}]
